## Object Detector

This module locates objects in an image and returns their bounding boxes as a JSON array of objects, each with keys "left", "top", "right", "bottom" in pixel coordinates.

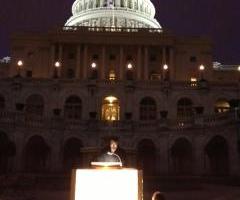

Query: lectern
[{"left": 70, "top": 168, "right": 143, "bottom": 200}]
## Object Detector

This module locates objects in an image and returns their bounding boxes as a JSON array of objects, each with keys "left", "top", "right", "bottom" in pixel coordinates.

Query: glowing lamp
[
  {"left": 71, "top": 169, "right": 143, "bottom": 200},
  {"left": 17, "top": 60, "right": 23, "bottom": 67},
  {"left": 127, "top": 63, "right": 133, "bottom": 69},
  {"left": 91, "top": 62, "right": 97, "bottom": 68},
  {"left": 163, "top": 64, "right": 168, "bottom": 70},
  {"left": 199, "top": 65, "right": 205, "bottom": 71},
  {"left": 55, "top": 61, "right": 61, "bottom": 68}
]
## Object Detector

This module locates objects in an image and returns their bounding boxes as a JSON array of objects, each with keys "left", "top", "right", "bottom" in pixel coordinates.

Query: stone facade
[{"left": 0, "top": 26, "right": 239, "bottom": 177}]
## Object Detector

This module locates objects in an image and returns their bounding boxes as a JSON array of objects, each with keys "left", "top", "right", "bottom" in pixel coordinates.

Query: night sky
[{"left": 0, "top": 0, "right": 239, "bottom": 64}]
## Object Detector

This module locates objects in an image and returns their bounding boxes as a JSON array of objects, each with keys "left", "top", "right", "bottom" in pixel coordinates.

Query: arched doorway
[
  {"left": 205, "top": 136, "right": 229, "bottom": 175},
  {"left": 102, "top": 96, "right": 120, "bottom": 121},
  {"left": 24, "top": 135, "right": 50, "bottom": 172},
  {"left": 171, "top": 138, "right": 193, "bottom": 175},
  {"left": 63, "top": 138, "right": 83, "bottom": 171},
  {"left": 0, "top": 132, "right": 16, "bottom": 174},
  {"left": 137, "top": 139, "right": 156, "bottom": 176}
]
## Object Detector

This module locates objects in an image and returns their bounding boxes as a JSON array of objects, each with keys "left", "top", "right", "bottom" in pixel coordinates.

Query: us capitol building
[{"left": 0, "top": 0, "right": 240, "bottom": 177}]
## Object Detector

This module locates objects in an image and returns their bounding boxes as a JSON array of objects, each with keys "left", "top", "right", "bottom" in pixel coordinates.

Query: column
[
  {"left": 162, "top": 47, "right": 167, "bottom": 80},
  {"left": 101, "top": 46, "right": 106, "bottom": 80},
  {"left": 229, "top": 137, "right": 240, "bottom": 176},
  {"left": 162, "top": 46, "right": 166, "bottom": 65},
  {"left": 76, "top": 45, "right": 81, "bottom": 78},
  {"left": 115, "top": 0, "right": 121, "bottom": 7},
  {"left": 143, "top": 46, "right": 149, "bottom": 80},
  {"left": 194, "top": 137, "right": 205, "bottom": 175},
  {"left": 83, "top": 45, "right": 88, "bottom": 79},
  {"left": 50, "top": 44, "right": 55, "bottom": 78},
  {"left": 50, "top": 139, "right": 62, "bottom": 172},
  {"left": 119, "top": 46, "right": 124, "bottom": 80},
  {"left": 169, "top": 47, "right": 174, "bottom": 80},
  {"left": 58, "top": 44, "right": 63, "bottom": 78},
  {"left": 100, "top": 0, "right": 104, "bottom": 7},
  {"left": 137, "top": 46, "right": 142, "bottom": 80}
]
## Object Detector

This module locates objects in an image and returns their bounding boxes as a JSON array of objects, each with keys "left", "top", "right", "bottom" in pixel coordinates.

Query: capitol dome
[{"left": 65, "top": 0, "right": 161, "bottom": 29}]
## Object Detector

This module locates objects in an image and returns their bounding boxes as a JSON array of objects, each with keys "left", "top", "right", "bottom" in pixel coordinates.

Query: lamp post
[
  {"left": 54, "top": 61, "right": 61, "bottom": 78},
  {"left": 199, "top": 64, "right": 205, "bottom": 80},
  {"left": 17, "top": 60, "right": 23, "bottom": 77}
]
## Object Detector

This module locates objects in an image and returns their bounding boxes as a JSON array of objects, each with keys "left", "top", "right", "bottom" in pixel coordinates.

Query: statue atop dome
[{"left": 65, "top": 0, "right": 161, "bottom": 29}]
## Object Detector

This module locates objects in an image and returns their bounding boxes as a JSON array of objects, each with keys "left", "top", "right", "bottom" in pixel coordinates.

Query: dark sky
[{"left": 0, "top": 0, "right": 239, "bottom": 64}]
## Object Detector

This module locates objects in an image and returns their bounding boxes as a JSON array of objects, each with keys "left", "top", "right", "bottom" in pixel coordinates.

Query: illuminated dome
[{"left": 65, "top": 0, "right": 161, "bottom": 29}]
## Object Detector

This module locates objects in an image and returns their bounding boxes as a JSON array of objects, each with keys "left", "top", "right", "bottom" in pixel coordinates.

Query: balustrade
[{"left": 0, "top": 110, "right": 236, "bottom": 131}]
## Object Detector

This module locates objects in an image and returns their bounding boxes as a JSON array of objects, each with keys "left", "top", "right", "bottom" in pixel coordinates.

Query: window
[
  {"left": 102, "top": 96, "right": 120, "bottom": 121},
  {"left": 109, "top": 70, "right": 116, "bottom": 80},
  {"left": 26, "top": 70, "right": 32, "bottom": 78},
  {"left": 0, "top": 95, "right": 5, "bottom": 110},
  {"left": 190, "top": 56, "right": 197, "bottom": 63},
  {"left": 177, "top": 98, "right": 193, "bottom": 118},
  {"left": 109, "top": 54, "right": 116, "bottom": 60},
  {"left": 149, "top": 54, "right": 157, "bottom": 62},
  {"left": 215, "top": 99, "right": 230, "bottom": 113},
  {"left": 68, "top": 52, "right": 76, "bottom": 60},
  {"left": 140, "top": 97, "right": 157, "bottom": 120},
  {"left": 67, "top": 69, "right": 75, "bottom": 79},
  {"left": 126, "top": 55, "right": 132, "bottom": 61},
  {"left": 64, "top": 96, "right": 82, "bottom": 120}
]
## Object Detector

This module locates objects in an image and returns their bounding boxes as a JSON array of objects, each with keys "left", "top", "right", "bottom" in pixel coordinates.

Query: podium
[{"left": 70, "top": 168, "right": 143, "bottom": 200}]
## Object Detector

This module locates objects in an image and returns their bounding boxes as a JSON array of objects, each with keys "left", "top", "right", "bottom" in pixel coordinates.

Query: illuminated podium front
[{"left": 70, "top": 165, "right": 143, "bottom": 200}]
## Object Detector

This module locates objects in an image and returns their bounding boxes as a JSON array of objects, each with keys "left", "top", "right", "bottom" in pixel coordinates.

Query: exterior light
[
  {"left": 17, "top": 60, "right": 23, "bottom": 67},
  {"left": 238, "top": 66, "right": 240, "bottom": 71},
  {"left": 163, "top": 64, "right": 168, "bottom": 70},
  {"left": 55, "top": 61, "right": 61, "bottom": 68},
  {"left": 199, "top": 65, "right": 205, "bottom": 71},
  {"left": 91, "top": 62, "right": 97, "bottom": 69},
  {"left": 105, "top": 96, "right": 117, "bottom": 104},
  {"left": 127, "top": 63, "right": 133, "bottom": 70}
]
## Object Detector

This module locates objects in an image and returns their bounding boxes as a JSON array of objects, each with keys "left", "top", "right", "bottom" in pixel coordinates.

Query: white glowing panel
[{"left": 74, "top": 169, "right": 139, "bottom": 200}]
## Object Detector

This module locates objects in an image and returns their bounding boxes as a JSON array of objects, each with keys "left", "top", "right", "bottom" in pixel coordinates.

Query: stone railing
[
  {"left": 62, "top": 26, "right": 162, "bottom": 33},
  {"left": 0, "top": 110, "right": 237, "bottom": 132}
]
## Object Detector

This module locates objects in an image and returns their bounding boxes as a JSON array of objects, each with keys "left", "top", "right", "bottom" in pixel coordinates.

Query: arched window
[
  {"left": 102, "top": 96, "right": 120, "bottom": 121},
  {"left": 64, "top": 96, "right": 82, "bottom": 120},
  {"left": 139, "top": 97, "right": 157, "bottom": 120},
  {"left": 177, "top": 98, "right": 193, "bottom": 118},
  {"left": 171, "top": 138, "right": 193, "bottom": 175},
  {"left": 24, "top": 135, "right": 50, "bottom": 172},
  {"left": 215, "top": 99, "right": 230, "bottom": 113},
  {"left": 0, "top": 95, "right": 5, "bottom": 110},
  {"left": 205, "top": 136, "right": 229, "bottom": 175},
  {"left": 25, "top": 95, "right": 44, "bottom": 116}
]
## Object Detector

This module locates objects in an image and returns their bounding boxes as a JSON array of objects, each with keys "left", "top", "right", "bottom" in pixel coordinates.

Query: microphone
[{"left": 107, "top": 152, "right": 123, "bottom": 167}]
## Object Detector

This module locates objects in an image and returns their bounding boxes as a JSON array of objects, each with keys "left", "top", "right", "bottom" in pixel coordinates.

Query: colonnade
[{"left": 50, "top": 43, "right": 174, "bottom": 80}]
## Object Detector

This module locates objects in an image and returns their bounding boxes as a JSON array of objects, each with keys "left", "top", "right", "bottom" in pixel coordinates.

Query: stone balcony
[{"left": 0, "top": 110, "right": 237, "bottom": 132}]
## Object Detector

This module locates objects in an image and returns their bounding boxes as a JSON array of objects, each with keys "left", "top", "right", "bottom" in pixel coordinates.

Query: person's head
[{"left": 110, "top": 138, "right": 118, "bottom": 153}]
